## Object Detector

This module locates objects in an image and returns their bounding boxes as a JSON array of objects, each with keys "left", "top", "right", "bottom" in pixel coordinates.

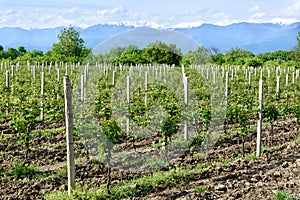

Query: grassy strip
[
  {"left": 30, "top": 127, "right": 65, "bottom": 138},
  {"left": 0, "top": 162, "right": 51, "bottom": 181},
  {"left": 45, "top": 163, "right": 209, "bottom": 199}
]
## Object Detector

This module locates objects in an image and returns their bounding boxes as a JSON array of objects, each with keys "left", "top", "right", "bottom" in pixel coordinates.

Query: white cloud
[
  {"left": 170, "top": 20, "right": 204, "bottom": 28},
  {"left": 62, "top": 7, "right": 80, "bottom": 16},
  {"left": 276, "top": 1, "right": 300, "bottom": 18},
  {"left": 0, "top": 1, "right": 299, "bottom": 29},
  {"left": 212, "top": 12, "right": 229, "bottom": 19},
  {"left": 269, "top": 17, "right": 299, "bottom": 24},
  {"left": 285, "top": 1, "right": 300, "bottom": 13},
  {"left": 214, "top": 19, "right": 240, "bottom": 26},
  {"left": 248, "top": 5, "right": 265, "bottom": 19},
  {"left": 248, "top": 5, "right": 260, "bottom": 13},
  {"left": 97, "top": 6, "right": 124, "bottom": 17},
  {"left": 250, "top": 12, "right": 265, "bottom": 18}
]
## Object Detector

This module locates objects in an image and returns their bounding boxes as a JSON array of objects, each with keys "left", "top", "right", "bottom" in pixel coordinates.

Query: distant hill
[
  {"left": 92, "top": 27, "right": 200, "bottom": 54},
  {"left": 0, "top": 22, "right": 299, "bottom": 54}
]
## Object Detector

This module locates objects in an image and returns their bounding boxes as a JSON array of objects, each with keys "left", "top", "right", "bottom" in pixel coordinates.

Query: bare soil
[{"left": 0, "top": 116, "right": 299, "bottom": 199}]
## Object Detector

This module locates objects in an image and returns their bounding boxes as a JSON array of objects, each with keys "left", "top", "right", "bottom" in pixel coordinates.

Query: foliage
[
  {"left": 114, "top": 45, "right": 147, "bottom": 64},
  {"left": 274, "top": 190, "right": 298, "bottom": 200},
  {"left": 51, "top": 27, "right": 91, "bottom": 62},
  {"left": 0, "top": 163, "right": 39, "bottom": 179},
  {"left": 211, "top": 53, "right": 225, "bottom": 66},
  {"left": 142, "top": 41, "right": 182, "bottom": 65},
  {"left": 293, "top": 32, "right": 300, "bottom": 66},
  {"left": 0, "top": 46, "right": 28, "bottom": 60},
  {"left": 263, "top": 103, "right": 279, "bottom": 124},
  {"left": 224, "top": 47, "right": 254, "bottom": 66},
  {"left": 181, "top": 46, "right": 212, "bottom": 65},
  {"left": 45, "top": 163, "right": 209, "bottom": 199}
]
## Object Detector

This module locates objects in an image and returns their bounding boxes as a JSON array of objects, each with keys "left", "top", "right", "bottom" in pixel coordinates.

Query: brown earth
[{"left": 0, "top": 116, "right": 299, "bottom": 199}]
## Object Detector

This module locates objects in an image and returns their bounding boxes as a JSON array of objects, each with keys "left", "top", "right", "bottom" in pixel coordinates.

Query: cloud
[
  {"left": 248, "top": 5, "right": 260, "bottom": 13},
  {"left": 250, "top": 12, "right": 265, "bottom": 18},
  {"left": 285, "top": 1, "right": 300, "bottom": 13},
  {"left": 269, "top": 17, "right": 299, "bottom": 24},
  {"left": 1, "top": 1, "right": 299, "bottom": 29},
  {"left": 97, "top": 6, "right": 125, "bottom": 17},
  {"left": 248, "top": 5, "right": 265, "bottom": 19},
  {"left": 62, "top": 7, "right": 80, "bottom": 16},
  {"left": 275, "top": 1, "right": 300, "bottom": 18},
  {"left": 170, "top": 20, "right": 204, "bottom": 28}
]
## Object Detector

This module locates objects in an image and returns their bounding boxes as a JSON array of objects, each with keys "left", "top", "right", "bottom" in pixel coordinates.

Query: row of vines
[{"left": 0, "top": 61, "right": 300, "bottom": 197}]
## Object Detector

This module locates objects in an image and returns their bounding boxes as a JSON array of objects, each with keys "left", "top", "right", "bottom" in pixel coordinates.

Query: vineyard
[{"left": 0, "top": 61, "right": 299, "bottom": 199}]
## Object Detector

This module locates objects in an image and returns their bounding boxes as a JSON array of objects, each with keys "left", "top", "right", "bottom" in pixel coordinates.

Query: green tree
[
  {"left": 17, "top": 46, "right": 27, "bottom": 56},
  {"left": 293, "top": 32, "right": 300, "bottom": 65},
  {"left": 0, "top": 45, "right": 4, "bottom": 59},
  {"left": 224, "top": 47, "right": 254, "bottom": 66},
  {"left": 142, "top": 41, "right": 182, "bottom": 65},
  {"left": 245, "top": 57, "right": 263, "bottom": 67},
  {"left": 115, "top": 45, "right": 146, "bottom": 64},
  {"left": 211, "top": 53, "right": 225, "bottom": 65},
  {"left": 106, "top": 46, "right": 127, "bottom": 63},
  {"left": 181, "top": 46, "right": 212, "bottom": 65},
  {"left": 6, "top": 47, "right": 19, "bottom": 60},
  {"left": 51, "top": 27, "right": 91, "bottom": 62}
]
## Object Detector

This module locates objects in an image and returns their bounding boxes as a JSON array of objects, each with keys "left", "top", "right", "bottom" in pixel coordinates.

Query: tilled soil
[{"left": 0, "top": 117, "right": 299, "bottom": 199}]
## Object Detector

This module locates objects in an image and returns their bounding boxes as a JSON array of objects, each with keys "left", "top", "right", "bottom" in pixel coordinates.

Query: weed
[
  {"left": 274, "top": 190, "right": 298, "bottom": 200},
  {"left": 194, "top": 185, "right": 206, "bottom": 194}
]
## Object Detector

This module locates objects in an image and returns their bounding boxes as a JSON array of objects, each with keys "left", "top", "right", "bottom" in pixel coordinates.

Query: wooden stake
[
  {"left": 256, "top": 79, "right": 263, "bottom": 157},
  {"left": 225, "top": 72, "right": 229, "bottom": 98},
  {"left": 81, "top": 75, "right": 84, "bottom": 102},
  {"left": 64, "top": 76, "right": 75, "bottom": 196},
  {"left": 276, "top": 76, "right": 280, "bottom": 97},
  {"left": 5, "top": 70, "right": 9, "bottom": 91},
  {"left": 184, "top": 76, "right": 188, "bottom": 140},
  {"left": 127, "top": 76, "right": 130, "bottom": 134}
]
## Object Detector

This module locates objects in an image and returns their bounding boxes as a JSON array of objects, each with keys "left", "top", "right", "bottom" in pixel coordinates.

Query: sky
[{"left": 0, "top": 0, "right": 300, "bottom": 29}]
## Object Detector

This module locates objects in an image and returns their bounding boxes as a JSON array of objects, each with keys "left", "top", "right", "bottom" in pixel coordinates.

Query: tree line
[{"left": 1, "top": 27, "right": 300, "bottom": 67}]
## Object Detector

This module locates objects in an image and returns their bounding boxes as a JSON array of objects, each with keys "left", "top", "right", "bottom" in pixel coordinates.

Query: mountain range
[{"left": 0, "top": 22, "right": 300, "bottom": 54}]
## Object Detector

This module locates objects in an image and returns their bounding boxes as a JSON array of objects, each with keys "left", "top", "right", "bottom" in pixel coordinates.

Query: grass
[
  {"left": 0, "top": 133, "right": 9, "bottom": 142},
  {"left": 274, "top": 190, "right": 298, "bottom": 200},
  {"left": 30, "top": 127, "right": 65, "bottom": 138},
  {"left": 0, "top": 163, "right": 42, "bottom": 180},
  {"left": 294, "top": 134, "right": 300, "bottom": 144},
  {"left": 193, "top": 185, "right": 206, "bottom": 194},
  {"left": 45, "top": 163, "right": 210, "bottom": 199},
  {"left": 262, "top": 145, "right": 282, "bottom": 153},
  {"left": 244, "top": 152, "right": 257, "bottom": 160}
]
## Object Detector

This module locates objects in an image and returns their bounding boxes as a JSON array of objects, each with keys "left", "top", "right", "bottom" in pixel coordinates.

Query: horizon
[
  {"left": 1, "top": 21, "right": 300, "bottom": 31},
  {"left": 1, "top": 0, "right": 300, "bottom": 29}
]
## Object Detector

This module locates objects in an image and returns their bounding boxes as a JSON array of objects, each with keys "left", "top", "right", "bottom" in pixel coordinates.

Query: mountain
[
  {"left": 175, "top": 22, "right": 300, "bottom": 53},
  {"left": 92, "top": 27, "right": 200, "bottom": 54},
  {"left": 0, "top": 22, "right": 300, "bottom": 54},
  {"left": 0, "top": 27, "right": 63, "bottom": 52}
]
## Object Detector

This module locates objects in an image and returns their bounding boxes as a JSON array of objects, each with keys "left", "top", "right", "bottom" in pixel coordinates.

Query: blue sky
[{"left": 1, "top": 0, "right": 300, "bottom": 29}]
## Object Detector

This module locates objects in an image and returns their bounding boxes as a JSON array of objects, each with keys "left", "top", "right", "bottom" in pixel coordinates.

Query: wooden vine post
[
  {"left": 40, "top": 72, "right": 45, "bottom": 120},
  {"left": 145, "top": 71, "right": 148, "bottom": 105},
  {"left": 225, "top": 71, "right": 229, "bottom": 98},
  {"left": 6, "top": 70, "right": 9, "bottom": 91},
  {"left": 256, "top": 79, "right": 263, "bottom": 157},
  {"left": 276, "top": 76, "right": 280, "bottom": 98},
  {"left": 184, "top": 76, "right": 189, "bottom": 140},
  {"left": 126, "top": 75, "right": 131, "bottom": 134},
  {"left": 80, "top": 75, "right": 84, "bottom": 102},
  {"left": 63, "top": 76, "right": 75, "bottom": 196},
  {"left": 112, "top": 70, "right": 116, "bottom": 87}
]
